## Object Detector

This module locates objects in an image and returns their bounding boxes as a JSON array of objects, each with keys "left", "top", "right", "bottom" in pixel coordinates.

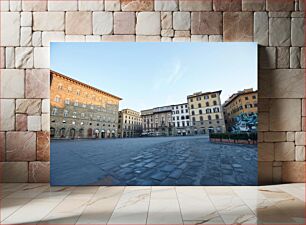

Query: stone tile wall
[{"left": 0, "top": 0, "right": 305, "bottom": 184}]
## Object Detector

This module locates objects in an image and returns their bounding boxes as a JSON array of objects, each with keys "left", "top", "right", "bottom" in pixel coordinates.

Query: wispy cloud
[{"left": 153, "top": 60, "right": 185, "bottom": 91}]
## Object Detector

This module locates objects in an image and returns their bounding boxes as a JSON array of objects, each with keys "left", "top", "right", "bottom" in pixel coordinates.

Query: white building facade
[{"left": 171, "top": 103, "right": 193, "bottom": 135}]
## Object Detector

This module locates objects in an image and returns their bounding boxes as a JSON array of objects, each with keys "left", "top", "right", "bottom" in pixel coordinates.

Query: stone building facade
[
  {"left": 141, "top": 106, "right": 173, "bottom": 136},
  {"left": 187, "top": 91, "right": 226, "bottom": 134},
  {"left": 171, "top": 103, "right": 192, "bottom": 135},
  {"left": 118, "top": 109, "right": 142, "bottom": 138},
  {"left": 223, "top": 88, "right": 258, "bottom": 130},
  {"left": 0, "top": 0, "right": 304, "bottom": 184},
  {"left": 50, "top": 70, "right": 121, "bottom": 139}
]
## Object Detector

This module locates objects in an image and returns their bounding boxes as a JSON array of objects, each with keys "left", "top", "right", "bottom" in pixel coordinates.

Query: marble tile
[
  {"left": 5, "top": 183, "right": 49, "bottom": 199},
  {"left": 0, "top": 198, "right": 32, "bottom": 222},
  {"left": 76, "top": 186, "right": 124, "bottom": 224},
  {"left": 147, "top": 187, "right": 183, "bottom": 224},
  {"left": 108, "top": 186, "right": 150, "bottom": 224},
  {"left": 176, "top": 187, "right": 217, "bottom": 221},
  {"left": 2, "top": 198, "right": 64, "bottom": 224}
]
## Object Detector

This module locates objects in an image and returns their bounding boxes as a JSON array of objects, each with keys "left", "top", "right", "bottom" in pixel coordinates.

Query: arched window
[
  {"left": 64, "top": 110, "right": 68, "bottom": 117},
  {"left": 74, "top": 100, "right": 78, "bottom": 106},
  {"left": 192, "top": 111, "right": 195, "bottom": 115},
  {"left": 54, "top": 95, "right": 60, "bottom": 103},
  {"left": 206, "top": 102, "right": 209, "bottom": 107},
  {"left": 216, "top": 114, "right": 219, "bottom": 119},
  {"left": 51, "top": 107, "right": 58, "bottom": 115},
  {"left": 199, "top": 109, "right": 203, "bottom": 115},
  {"left": 191, "top": 104, "right": 194, "bottom": 109},
  {"left": 198, "top": 103, "right": 202, "bottom": 108},
  {"left": 65, "top": 98, "right": 70, "bottom": 105},
  {"left": 206, "top": 108, "right": 211, "bottom": 114},
  {"left": 213, "top": 100, "right": 217, "bottom": 105},
  {"left": 208, "top": 115, "right": 212, "bottom": 120},
  {"left": 200, "top": 116, "right": 203, "bottom": 121}
]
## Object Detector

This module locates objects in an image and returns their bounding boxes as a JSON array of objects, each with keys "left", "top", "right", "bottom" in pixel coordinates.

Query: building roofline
[
  {"left": 223, "top": 90, "right": 258, "bottom": 107},
  {"left": 187, "top": 90, "right": 222, "bottom": 98},
  {"left": 51, "top": 70, "right": 122, "bottom": 101}
]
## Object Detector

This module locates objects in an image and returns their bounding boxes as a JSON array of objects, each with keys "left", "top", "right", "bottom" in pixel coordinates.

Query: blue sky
[{"left": 51, "top": 43, "right": 257, "bottom": 111}]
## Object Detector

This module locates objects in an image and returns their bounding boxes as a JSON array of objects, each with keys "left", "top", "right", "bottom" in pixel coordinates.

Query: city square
[{"left": 51, "top": 135, "right": 257, "bottom": 186}]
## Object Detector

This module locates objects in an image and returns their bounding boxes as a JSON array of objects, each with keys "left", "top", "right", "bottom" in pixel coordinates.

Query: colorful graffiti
[{"left": 229, "top": 113, "right": 258, "bottom": 133}]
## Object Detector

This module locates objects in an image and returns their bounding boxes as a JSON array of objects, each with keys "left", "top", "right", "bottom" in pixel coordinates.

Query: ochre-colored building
[
  {"left": 50, "top": 70, "right": 122, "bottom": 139},
  {"left": 187, "top": 90, "right": 226, "bottom": 134},
  {"left": 118, "top": 109, "right": 142, "bottom": 138},
  {"left": 223, "top": 88, "right": 258, "bottom": 130}
]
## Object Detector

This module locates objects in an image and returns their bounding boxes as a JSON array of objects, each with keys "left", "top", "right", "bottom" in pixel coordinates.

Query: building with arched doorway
[{"left": 50, "top": 70, "right": 122, "bottom": 139}]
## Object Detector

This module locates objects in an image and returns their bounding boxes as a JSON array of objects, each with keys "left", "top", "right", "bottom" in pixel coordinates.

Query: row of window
[
  {"left": 191, "top": 107, "right": 220, "bottom": 115},
  {"left": 52, "top": 119, "right": 117, "bottom": 128},
  {"left": 189, "top": 94, "right": 217, "bottom": 102},
  {"left": 51, "top": 108, "right": 117, "bottom": 122},
  {"left": 172, "top": 105, "right": 188, "bottom": 110},
  {"left": 57, "top": 84, "right": 116, "bottom": 103},
  {"left": 190, "top": 101, "right": 218, "bottom": 109},
  {"left": 228, "top": 103, "right": 257, "bottom": 115},
  {"left": 172, "top": 109, "right": 189, "bottom": 114},
  {"left": 192, "top": 114, "right": 220, "bottom": 121},
  {"left": 172, "top": 115, "right": 190, "bottom": 121}
]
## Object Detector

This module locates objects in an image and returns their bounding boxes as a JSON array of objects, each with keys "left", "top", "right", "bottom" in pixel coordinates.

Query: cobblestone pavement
[{"left": 51, "top": 136, "right": 257, "bottom": 186}]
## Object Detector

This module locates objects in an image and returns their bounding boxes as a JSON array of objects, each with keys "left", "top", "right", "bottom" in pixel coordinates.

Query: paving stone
[
  {"left": 254, "top": 12, "right": 268, "bottom": 46},
  {"left": 48, "top": 0, "right": 77, "bottom": 11},
  {"left": 37, "top": 131, "right": 50, "bottom": 161},
  {"left": 9, "top": 0, "right": 21, "bottom": 11},
  {"left": 160, "top": 164, "right": 176, "bottom": 172},
  {"left": 276, "top": 47, "right": 290, "bottom": 68},
  {"left": 295, "top": 146, "right": 305, "bottom": 161},
  {"left": 151, "top": 171, "right": 168, "bottom": 181},
  {"left": 34, "top": 47, "right": 49, "bottom": 68},
  {"left": 16, "top": 99, "right": 41, "bottom": 115},
  {"left": 78, "top": 0, "right": 104, "bottom": 11},
  {"left": 259, "top": 69, "right": 304, "bottom": 98},
  {"left": 42, "top": 32, "right": 65, "bottom": 47},
  {"left": 179, "top": 0, "right": 212, "bottom": 11},
  {"left": 0, "top": 69, "right": 24, "bottom": 98},
  {"left": 33, "top": 12, "right": 65, "bottom": 31},
  {"left": 144, "top": 162, "right": 157, "bottom": 168},
  {"left": 295, "top": 132, "right": 305, "bottom": 146},
  {"left": 161, "top": 12, "right": 172, "bottom": 32},
  {"left": 191, "top": 12, "right": 222, "bottom": 35},
  {"left": 168, "top": 169, "right": 183, "bottom": 179},
  {"left": 223, "top": 12, "right": 253, "bottom": 42},
  {"left": 275, "top": 142, "right": 295, "bottom": 161},
  {"left": 213, "top": 0, "right": 242, "bottom": 11},
  {"left": 93, "top": 12, "right": 113, "bottom": 35},
  {"left": 191, "top": 35, "right": 208, "bottom": 42},
  {"left": 66, "top": 12, "right": 92, "bottom": 35},
  {"left": 6, "top": 132, "right": 36, "bottom": 161},
  {"left": 21, "top": 12, "right": 32, "bottom": 27},
  {"left": 155, "top": 0, "right": 178, "bottom": 11},
  {"left": 173, "top": 12, "right": 190, "bottom": 30},
  {"left": 269, "top": 18, "right": 291, "bottom": 46},
  {"left": 26, "top": 69, "right": 50, "bottom": 98},
  {"left": 282, "top": 162, "right": 306, "bottom": 183},
  {"left": 105, "top": 0, "right": 120, "bottom": 11},
  {"left": 242, "top": 0, "right": 265, "bottom": 11},
  {"left": 209, "top": 35, "right": 223, "bottom": 42},
  {"left": 0, "top": 99, "right": 15, "bottom": 131},
  {"left": 136, "top": 12, "right": 160, "bottom": 35},
  {"left": 266, "top": 0, "right": 294, "bottom": 11},
  {"left": 22, "top": 0, "right": 47, "bottom": 11},
  {"left": 290, "top": 47, "right": 301, "bottom": 68},
  {"left": 121, "top": 0, "right": 153, "bottom": 11},
  {"left": 1, "top": 12, "right": 20, "bottom": 46},
  {"left": 264, "top": 132, "right": 287, "bottom": 142},
  {"left": 29, "top": 161, "right": 50, "bottom": 182},
  {"left": 259, "top": 47, "right": 276, "bottom": 69},
  {"left": 32, "top": 31, "right": 42, "bottom": 47},
  {"left": 114, "top": 12, "right": 135, "bottom": 35},
  {"left": 102, "top": 35, "right": 135, "bottom": 42},
  {"left": 20, "top": 27, "right": 32, "bottom": 47},
  {"left": 0, "top": 162, "right": 28, "bottom": 182}
]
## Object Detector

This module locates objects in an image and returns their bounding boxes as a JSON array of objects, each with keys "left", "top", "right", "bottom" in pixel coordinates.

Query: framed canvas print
[{"left": 50, "top": 43, "right": 258, "bottom": 186}]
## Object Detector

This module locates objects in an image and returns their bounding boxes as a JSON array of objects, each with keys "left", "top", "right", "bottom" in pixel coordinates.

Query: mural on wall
[{"left": 230, "top": 113, "right": 258, "bottom": 133}]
